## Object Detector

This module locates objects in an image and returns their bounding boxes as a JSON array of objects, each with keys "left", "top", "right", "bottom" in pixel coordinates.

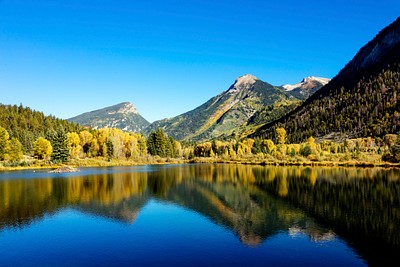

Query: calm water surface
[{"left": 0, "top": 164, "right": 399, "bottom": 266}]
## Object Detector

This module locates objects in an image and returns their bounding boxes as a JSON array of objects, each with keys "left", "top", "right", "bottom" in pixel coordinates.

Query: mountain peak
[
  {"left": 234, "top": 74, "right": 258, "bottom": 88},
  {"left": 301, "top": 76, "right": 330, "bottom": 84},
  {"left": 111, "top": 102, "right": 138, "bottom": 115},
  {"left": 68, "top": 102, "right": 149, "bottom": 132},
  {"left": 283, "top": 76, "right": 330, "bottom": 91},
  {"left": 282, "top": 76, "right": 330, "bottom": 100}
]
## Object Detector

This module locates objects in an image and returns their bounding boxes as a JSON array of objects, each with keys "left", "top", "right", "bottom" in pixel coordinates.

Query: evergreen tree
[
  {"left": 147, "top": 129, "right": 172, "bottom": 157},
  {"left": 252, "top": 137, "right": 262, "bottom": 154},
  {"left": 167, "top": 137, "right": 175, "bottom": 157},
  {"left": 47, "top": 127, "right": 70, "bottom": 163},
  {"left": 147, "top": 131, "right": 157, "bottom": 156},
  {"left": 155, "top": 129, "right": 167, "bottom": 157},
  {"left": 106, "top": 139, "right": 114, "bottom": 160}
]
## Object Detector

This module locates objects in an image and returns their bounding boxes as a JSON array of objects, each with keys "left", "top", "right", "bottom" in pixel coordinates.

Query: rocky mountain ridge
[
  {"left": 283, "top": 76, "right": 331, "bottom": 100},
  {"left": 69, "top": 74, "right": 329, "bottom": 141},
  {"left": 68, "top": 102, "right": 150, "bottom": 133},
  {"left": 144, "top": 74, "right": 304, "bottom": 141}
]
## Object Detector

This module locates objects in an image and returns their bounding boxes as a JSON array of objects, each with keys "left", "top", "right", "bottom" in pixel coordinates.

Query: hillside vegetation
[
  {"left": 0, "top": 103, "right": 82, "bottom": 153},
  {"left": 253, "top": 17, "right": 400, "bottom": 143}
]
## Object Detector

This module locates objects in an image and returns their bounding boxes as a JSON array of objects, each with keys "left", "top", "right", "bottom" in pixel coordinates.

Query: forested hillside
[
  {"left": 253, "top": 17, "right": 400, "bottom": 143},
  {"left": 0, "top": 103, "right": 82, "bottom": 153}
]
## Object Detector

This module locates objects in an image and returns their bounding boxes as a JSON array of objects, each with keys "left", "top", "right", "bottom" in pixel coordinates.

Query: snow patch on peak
[
  {"left": 234, "top": 74, "right": 258, "bottom": 88},
  {"left": 283, "top": 76, "right": 330, "bottom": 91},
  {"left": 302, "top": 76, "right": 331, "bottom": 84}
]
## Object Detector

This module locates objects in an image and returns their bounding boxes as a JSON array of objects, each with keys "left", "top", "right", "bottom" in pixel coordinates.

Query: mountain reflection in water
[{"left": 0, "top": 164, "right": 399, "bottom": 265}]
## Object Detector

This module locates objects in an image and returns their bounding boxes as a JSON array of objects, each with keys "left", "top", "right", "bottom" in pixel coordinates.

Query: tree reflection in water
[{"left": 0, "top": 164, "right": 399, "bottom": 265}]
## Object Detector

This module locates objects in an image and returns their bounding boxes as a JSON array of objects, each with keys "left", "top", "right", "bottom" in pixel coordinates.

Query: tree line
[
  {"left": 0, "top": 126, "right": 173, "bottom": 163},
  {"left": 1, "top": 124, "right": 399, "bottom": 165},
  {"left": 193, "top": 127, "right": 400, "bottom": 163},
  {"left": 0, "top": 103, "right": 82, "bottom": 153}
]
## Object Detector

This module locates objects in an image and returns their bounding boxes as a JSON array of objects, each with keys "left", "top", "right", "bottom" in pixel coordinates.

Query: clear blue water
[{"left": 1, "top": 164, "right": 399, "bottom": 266}]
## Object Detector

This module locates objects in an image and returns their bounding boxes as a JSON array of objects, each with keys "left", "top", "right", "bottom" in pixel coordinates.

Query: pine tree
[
  {"left": 47, "top": 127, "right": 70, "bottom": 163},
  {"left": 147, "top": 131, "right": 157, "bottom": 156},
  {"left": 106, "top": 139, "right": 114, "bottom": 160},
  {"left": 147, "top": 129, "right": 172, "bottom": 157},
  {"left": 252, "top": 137, "right": 262, "bottom": 154}
]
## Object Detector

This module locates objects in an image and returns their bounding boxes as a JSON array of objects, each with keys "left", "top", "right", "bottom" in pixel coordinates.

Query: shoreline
[
  {"left": 187, "top": 158, "right": 400, "bottom": 168},
  {"left": 1, "top": 157, "right": 399, "bottom": 172}
]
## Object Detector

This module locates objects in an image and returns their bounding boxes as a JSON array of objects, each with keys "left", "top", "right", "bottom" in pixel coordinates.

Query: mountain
[
  {"left": 252, "top": 17, "right": 400, "bottom": 143},
  {"left": 283, "top": 76, "right": 331, "bottom": 100},
  {"left": 69, "top": 102, "right": 150, "bottom": 133},
  {"left": 145, "top": 74, "right": 298, "bottom": 141},
  {"left": 247, "top": 76, "right": 330, "bottom": 127}
]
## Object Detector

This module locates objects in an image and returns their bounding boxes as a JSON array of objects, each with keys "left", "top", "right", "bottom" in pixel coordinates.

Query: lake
[{"left": 0, "top": 164, "right": 399, "bottom": 266}]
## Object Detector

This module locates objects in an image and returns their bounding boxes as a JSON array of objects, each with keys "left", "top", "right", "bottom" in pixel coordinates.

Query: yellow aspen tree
[
  {"left": 5, "top": 138, "right": 24, "bottom": 161},
  {"left": 90, "top": 138, "right": 100, "bottom": 157},
  {"left": 173, "top": 140, "right": 183, "bottom": 158},
  {"left": 276, "top": 127, "right": 287, "bottom": 145},
  {"left": 0, "top": 126, "right": 10, "bottom": 160},
  {"left": 33, "top": 137, "right": 52, "bottom": 160},
  {"left": 124, "top": 133, "right": 138, "bottom": 158},
  {"left": 67, "top": 132, "right": 82, "bottom": 159},
  {"left": 79, "top": 130, "right": 93, "bottom": 155},
  {"left": 136, "top": 134, "right": 147, "bottom": 156}
]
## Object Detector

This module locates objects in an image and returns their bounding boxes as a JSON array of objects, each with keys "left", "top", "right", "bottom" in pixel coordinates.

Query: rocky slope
[
  {"left": 283, "top": 76, "right": 331, "bottom": 100},
  {"left": 69, "top": 102, "right": 150, "bottom": 133},
  {"left": 144, "top": 74, "right": 298, "bottom": 141}
]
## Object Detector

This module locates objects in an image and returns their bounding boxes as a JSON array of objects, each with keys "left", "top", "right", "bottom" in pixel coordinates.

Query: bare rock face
[{"left": 282, "top": 76, "right": 330, "bottom": 100}]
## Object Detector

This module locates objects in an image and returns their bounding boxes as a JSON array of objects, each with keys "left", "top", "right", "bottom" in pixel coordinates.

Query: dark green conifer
[{"left": 47, "top": 127, "right": 70, "bottom": 163}]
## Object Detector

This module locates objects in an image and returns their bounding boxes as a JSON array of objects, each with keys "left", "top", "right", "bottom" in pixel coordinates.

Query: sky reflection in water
[{"left": 1, "top": 164, "right": 398, "bottom": 266}]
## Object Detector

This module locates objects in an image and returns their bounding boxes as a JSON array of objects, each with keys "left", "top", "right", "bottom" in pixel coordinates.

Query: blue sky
[{"left": 0, "top": 0, "right": 399, "bottom": 122}]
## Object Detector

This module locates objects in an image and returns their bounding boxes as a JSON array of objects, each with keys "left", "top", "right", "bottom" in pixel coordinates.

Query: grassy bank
[
  {"left": 0, "top": 156, "right": 185, "bottom": 171},
  {"left": 188, "top": 157, "right": 399, "bottom": 168},
  {"left": 1, "top": 154, "right": 399, "bottom": 172}
]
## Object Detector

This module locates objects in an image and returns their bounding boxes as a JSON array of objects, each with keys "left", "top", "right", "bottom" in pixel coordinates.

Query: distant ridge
[
  {"left": 283, "top": 77, "right": 331, "bottom": 100},
  {"left": 69, "top": 102, "right": 150, "bottom": 132}
]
